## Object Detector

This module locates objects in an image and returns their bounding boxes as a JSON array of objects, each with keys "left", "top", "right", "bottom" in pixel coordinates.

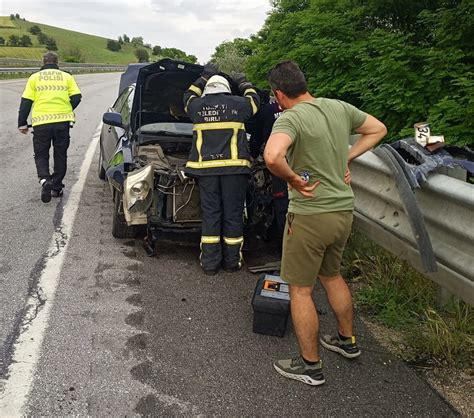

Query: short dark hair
[
  {"left": 43, "top": 51, "right": 58, "bottom": 64},
  {"left": 268, "top": 61, "right": 308, "bottom": 99}
]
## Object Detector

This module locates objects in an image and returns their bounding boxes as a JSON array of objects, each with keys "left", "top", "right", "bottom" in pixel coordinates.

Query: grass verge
[{"left": 342, "top": 230, "right": 473, "bottom": 368}]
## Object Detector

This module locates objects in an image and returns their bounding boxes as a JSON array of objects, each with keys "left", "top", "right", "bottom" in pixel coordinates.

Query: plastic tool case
[{"left": 252, "top": 274, "right": 290, "bottom": 337}]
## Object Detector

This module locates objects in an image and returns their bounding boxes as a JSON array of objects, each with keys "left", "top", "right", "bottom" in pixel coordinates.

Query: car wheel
[
  {"left": 98, "top": 143, "right": 106, "bottom": 180},
  {"left": 112, "top": 190, "right": 137, "bottom": 238}
]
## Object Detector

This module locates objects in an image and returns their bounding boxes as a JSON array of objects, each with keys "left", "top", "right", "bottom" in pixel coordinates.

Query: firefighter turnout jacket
[
  {"left": 183, "top": 75, "right": 260, "bottom": 176},
  {"left": 18, "top": 64, "right": 82, "bottom": 127}
]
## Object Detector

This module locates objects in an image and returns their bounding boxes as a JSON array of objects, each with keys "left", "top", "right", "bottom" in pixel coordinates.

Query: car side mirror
[{"left": 103, "top": 112, "right": 125, "bottom": 128}]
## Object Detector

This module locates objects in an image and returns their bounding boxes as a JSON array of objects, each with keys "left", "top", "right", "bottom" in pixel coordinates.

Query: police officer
[
  {"left": 184, "top": 64, "right": 260, "bottom": 275},
  {"left": 18, "top": 51, "right": 82, "bottom": 203}
]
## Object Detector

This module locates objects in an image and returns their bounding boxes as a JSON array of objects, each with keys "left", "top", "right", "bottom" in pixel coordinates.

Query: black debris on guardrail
[
  {"left": 374, "top": 143, "right": 438, "bottom": 273},
  {"left": 387, "top": 139, "right": 474, "bottom": 187}
]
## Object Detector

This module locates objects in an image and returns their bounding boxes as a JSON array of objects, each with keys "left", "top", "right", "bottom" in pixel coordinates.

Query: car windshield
[{"left": 138, "top": 122, "right": 193, "bottom": 136}]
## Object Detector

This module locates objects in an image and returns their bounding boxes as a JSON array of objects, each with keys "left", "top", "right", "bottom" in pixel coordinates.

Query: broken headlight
[
  {"left": 130, "top": 180, "right": 150, "bottom": 199},
  {"left": 124, "top": 164, "right": 153, "bottom": 214}
]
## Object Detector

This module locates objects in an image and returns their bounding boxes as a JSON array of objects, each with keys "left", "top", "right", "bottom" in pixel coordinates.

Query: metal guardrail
[
  {"left": 0, "top": 57, "right": 126, "bottom": 68},
  {"left": 351, "top": 150, "right": 474, "bottom": 305},
  {"left": 0, "top": 66, "right": 126, "bottom": 75}
]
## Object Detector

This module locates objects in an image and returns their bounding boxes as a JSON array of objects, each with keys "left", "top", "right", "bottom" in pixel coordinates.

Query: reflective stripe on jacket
[
  {"left": 183, "top": 76, "right": 260, "bottom": 176},
  {"left": 21, "top": 67, "right": 81, "bottom": 126}
]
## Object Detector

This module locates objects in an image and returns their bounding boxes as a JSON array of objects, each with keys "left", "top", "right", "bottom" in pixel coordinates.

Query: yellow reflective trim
[
  {"left": 351, "top": 336, "right": 356, "bottom": 344},
  {"left": 189, "top": 84, "right": 202, "bottom": 96},
  {"left": 201, "top": 236, "right": 220, "bottom": 244},
  {"left": 231, "top": 128, "right": 238, "bottom": 160},
  {"left": 223, "top": 236, "right": 244, "bottom": 245},
  {"left": 184, "top": 95, "right": 193, "bottom": 113},
  {"left": 194, "top": 122, "right": 244, "bottom": 131},
  {"left": 244, "top": 88, "right": 257, "bottom": 95},
  {"left": 31, "top": 112, "right": 75, "bottom": 125},
  {"left": 248, "top": 96, "right": 258, "bottom": 115},
  {"left": 196, "top": 129, "right": 203, "bottom": 162},
  {"left": 186, "top": 159, "right": 251, "bottom": 169}
]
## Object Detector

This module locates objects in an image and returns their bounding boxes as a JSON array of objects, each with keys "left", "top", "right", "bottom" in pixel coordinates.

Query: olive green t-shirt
[{"left": 271, "top": 98, "right": 367, "bottom": 215}]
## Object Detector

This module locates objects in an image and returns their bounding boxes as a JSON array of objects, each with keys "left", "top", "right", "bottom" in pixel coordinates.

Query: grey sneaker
[
  {"left": 273, "top": 356, "right": 325, "bottom": 386},
  {"left": 320, "top": 334, "right": 361, "bottom": 358}
]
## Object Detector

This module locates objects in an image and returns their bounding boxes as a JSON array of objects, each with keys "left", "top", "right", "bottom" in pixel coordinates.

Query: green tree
[
  {"left": 123, "top": 34, "right": 130, "bottom": 43},
  {"left": 212, "top": 38, "right": 253, "bottom": 73},
  {"left": 15, "top": 13, "right": 20, "bottom": 19},
  {"left": 131, "top": 36, "right": 144, "bottom": 46},
  {"left": 0, "top": 36, "right": 5, "bottom": 45},
  {"left": 107, "top": 39, "right": 121, "bottom": 51},
  {"left": 8, "top": 35, "right": 19, "bottom": 46},
  {"left": 159, "top": 47, "right": 197, "bottom": 63},
  {"left": 28, "top": 25, "right": 41, "bottom": 35},
  {"left": 152, "top": 45, "right": 162, "bottom": 55},
  {"left": 9, "top": 14, "right": 14, "bottom": 20},
  {"left": 45, "top": 37, "right": 58, "bottom": 51},
  {"left": 134, "top": 47, "right": 149, "bottom": 63},
  {"left": 19, "top": 35, "right": 32, "bottom": 47},
  {"left": 37, "top": 32, "right": 48, "bottom": 44},
  {"left": 245, "top": 0, "right": 473, "bottom": 146}
]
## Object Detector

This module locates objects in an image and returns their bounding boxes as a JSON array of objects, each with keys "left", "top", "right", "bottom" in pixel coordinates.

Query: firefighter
[
  {"left": 18, "top": 51, "right": 82, "bottom": 203},
  {"left": 183, "top": 64, "right": 260, "bottom": 275},
  {"left": 249, "top": 96, "right": 288, "bottom": 240}
]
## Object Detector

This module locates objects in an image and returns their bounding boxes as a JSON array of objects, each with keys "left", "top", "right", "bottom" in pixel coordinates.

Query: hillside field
[{"left": 0, "top": 17, "right": 151, "bottom": 64}]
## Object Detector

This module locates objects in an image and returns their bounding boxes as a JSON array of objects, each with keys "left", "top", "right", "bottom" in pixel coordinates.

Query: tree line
[
  {"left": 0, "top": 23, "right": 58, "bottom": 51},
  {"left": 106, "top": 34, "right": 197, "bottom": 64},
  {"left": 212, "top": 0, "right": 473, "bottom": 147}
]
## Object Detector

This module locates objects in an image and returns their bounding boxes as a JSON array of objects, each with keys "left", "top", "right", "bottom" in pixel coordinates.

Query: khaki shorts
[{"left": 280, "top": 211, "right": 353, "bottom": 287}]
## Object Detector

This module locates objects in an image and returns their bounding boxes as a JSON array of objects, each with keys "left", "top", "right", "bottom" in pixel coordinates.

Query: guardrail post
[{"left": 433, "top": 165, "right": 467, "bottom": 306}]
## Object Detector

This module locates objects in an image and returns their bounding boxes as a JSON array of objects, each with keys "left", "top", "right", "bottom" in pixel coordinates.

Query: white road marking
[
  {"left": 0, "top": 79, "right": 28, "bottom": 85},
  {"left": 0, "top": 124, "right": 102, "bottom": 416}
]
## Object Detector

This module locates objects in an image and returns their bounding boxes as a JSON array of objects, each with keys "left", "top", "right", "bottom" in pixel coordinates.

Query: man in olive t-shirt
[{"left": 264, "top": 61, "right": 386, "bottom": 386}]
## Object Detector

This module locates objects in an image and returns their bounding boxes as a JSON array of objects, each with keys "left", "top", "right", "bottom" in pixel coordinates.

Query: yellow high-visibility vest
[{"left": 21, "top": 68, "right": 81, "bottom": 126}]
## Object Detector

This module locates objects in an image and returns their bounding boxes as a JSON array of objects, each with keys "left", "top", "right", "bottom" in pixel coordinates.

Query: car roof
[{"left": 119, "top": 63, "right": 148, "bottom": 95}]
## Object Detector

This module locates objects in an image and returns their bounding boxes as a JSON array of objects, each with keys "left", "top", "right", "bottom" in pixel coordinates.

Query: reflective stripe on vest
[
  {"left": 193, "top": 122, "right": 244, "bottom": 131},
  {"left": 189, "top": 122, "right": 248, "bottom": 169},
  {"left": 189, "top": 84, "right": 202, "bottom": 96},
  {"left": 186, "top": 159, "right": 251, "bottom": 169},
  {"left": 196, "top": 129, "right": 203, "bottom": 163},
  {"left": 32, "top": 112, "right": 75, "bottom": 124}
]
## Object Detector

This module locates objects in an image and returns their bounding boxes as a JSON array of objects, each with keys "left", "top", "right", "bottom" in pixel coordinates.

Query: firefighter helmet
[{"left": 203, "top": 75, "right": 231, "bottom": 96}]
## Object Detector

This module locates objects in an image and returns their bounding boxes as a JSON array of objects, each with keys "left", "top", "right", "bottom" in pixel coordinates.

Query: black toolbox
[{"left": 251, "top": 274, "right": 290, "bottom": 337}]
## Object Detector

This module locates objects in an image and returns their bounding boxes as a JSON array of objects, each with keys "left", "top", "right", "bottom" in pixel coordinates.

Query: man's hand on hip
[
  {"left": 344, "top": 166, "right": 351, "bottom": 184},
  {"left": 288, "top": 174, "right": 320, "bottom": 198}
]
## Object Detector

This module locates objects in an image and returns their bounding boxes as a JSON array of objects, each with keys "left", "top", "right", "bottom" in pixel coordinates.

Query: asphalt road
[{"left": 0, "top": 73, "right": 459, "bottom": 416}]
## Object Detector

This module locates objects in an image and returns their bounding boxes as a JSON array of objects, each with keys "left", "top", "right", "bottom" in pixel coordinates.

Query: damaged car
[{"left": 98, "top": 59, "right": 274, "bottom": 249}]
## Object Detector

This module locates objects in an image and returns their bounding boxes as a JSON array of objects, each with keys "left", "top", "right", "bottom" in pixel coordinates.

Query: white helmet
[{"left": 203, "top": 75, "right": 231, "bottom": 96}]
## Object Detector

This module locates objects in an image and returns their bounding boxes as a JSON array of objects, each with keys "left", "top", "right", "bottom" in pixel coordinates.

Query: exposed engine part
[{"left": 246, "top": 160, "right": 274, "bottom": 239}]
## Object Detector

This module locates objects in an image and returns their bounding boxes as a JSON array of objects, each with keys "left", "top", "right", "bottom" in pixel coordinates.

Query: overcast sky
[{"left": 1, "top": 0, "right": 272, "bottom": 63}]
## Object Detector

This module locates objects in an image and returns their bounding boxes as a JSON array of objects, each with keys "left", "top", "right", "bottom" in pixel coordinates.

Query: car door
[{"left": 101, "top": 86, "right": 134, "bottom": 164}]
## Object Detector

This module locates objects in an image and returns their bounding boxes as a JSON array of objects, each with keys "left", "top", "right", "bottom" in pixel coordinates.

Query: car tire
[
  {"left": 98, "top": 144, "right": 106, "bottom": 180},
  {"left": 112, "top": 190, "right": 137, "bottom": 239}
]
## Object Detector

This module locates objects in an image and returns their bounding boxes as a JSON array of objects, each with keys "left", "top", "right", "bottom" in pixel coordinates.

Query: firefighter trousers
[{"left": 198, "top": 174, "right": 248, "bottom": 271}]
